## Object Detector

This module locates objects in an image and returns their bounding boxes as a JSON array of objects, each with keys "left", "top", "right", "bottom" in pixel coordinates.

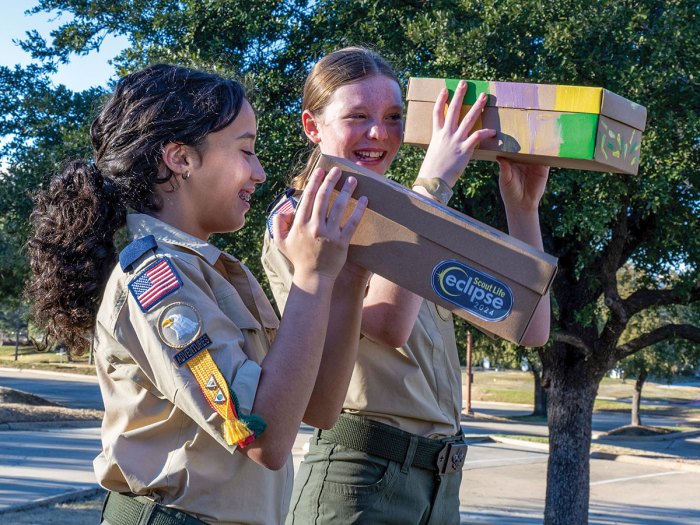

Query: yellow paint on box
[
  {"left": 495, "top": 110, "right": 531, "bottom": 153},
  {"left": 453, "top": 105, "right": 484, "bottom": 135},
  {"left": 554, "top": 85, "right": 602, "bottom": 114}
]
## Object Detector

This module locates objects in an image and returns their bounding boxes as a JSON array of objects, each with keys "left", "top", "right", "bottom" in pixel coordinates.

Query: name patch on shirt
[
  {"left": 173, "top": 333, "right": 213, "bottom": 367},
  {"left": 128, "top": 258, "right": 183, "bottom": 312}
]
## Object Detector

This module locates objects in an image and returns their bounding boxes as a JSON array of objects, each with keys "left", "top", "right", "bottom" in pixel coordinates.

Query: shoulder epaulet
[
  {"left": 266, "top": 188, "right": 299, "bottom": 239},
  {"left": 119, "top": 234, "right": 158, "bottom": 272}
]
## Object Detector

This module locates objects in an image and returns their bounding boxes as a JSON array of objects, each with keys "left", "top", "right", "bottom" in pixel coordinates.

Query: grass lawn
[
  {"left": 467, "top": 369, "right": 700, "bottom": 420},
  {"left": 0, "top": 345, "right": 95, "bottom": 375}
]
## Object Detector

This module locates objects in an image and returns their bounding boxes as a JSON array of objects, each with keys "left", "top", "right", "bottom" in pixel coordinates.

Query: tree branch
[
  {"left": 550, "top": 331, "right": 593, "bottom": 356},
  {"left": 624, "top": 282, "right": 700, "bottom": 318},
  {"left": 615, "top": 323, "right": 700, "bottom": 360},
  {"left": 595, "top": 192, "right": 660, "bottom": 343}
]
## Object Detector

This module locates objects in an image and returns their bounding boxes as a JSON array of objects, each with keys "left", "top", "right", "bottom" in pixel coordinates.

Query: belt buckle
[{"left": 436, "top": 442, "right": 467, "bottom": 475}]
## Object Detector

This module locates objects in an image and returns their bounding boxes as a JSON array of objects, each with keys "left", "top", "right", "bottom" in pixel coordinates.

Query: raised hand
[
  {"left": 416, "top": 79, "right": 497, "bottom": 188},
  {"left": 496, "top": 158, "right": 550, "bottom": 213},
  {"left": 273, "top": 167, "right": 367, "bottom": 281}
]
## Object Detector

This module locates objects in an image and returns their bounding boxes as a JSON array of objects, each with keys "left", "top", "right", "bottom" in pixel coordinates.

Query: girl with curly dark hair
[{"left": 26, "top": 63, "right": 369, "bottom": 525}]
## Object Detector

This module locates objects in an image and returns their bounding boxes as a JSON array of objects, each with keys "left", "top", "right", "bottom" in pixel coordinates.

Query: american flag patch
[
  {"left": 266, "top": 196, "right": 297, "bottom": 239},
  {"left": 128, "top": 258, "right": 183, "bottom": 312}
]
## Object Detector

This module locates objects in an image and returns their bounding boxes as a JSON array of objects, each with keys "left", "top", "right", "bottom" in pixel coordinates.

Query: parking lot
[{"left": 459, "top": 440, "right": 700, "bottom": 524}]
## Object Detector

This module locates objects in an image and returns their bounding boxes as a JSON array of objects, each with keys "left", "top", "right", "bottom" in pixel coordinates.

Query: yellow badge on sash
[{"left": 186, "top": 351, "right": 263, "bottom": 447}]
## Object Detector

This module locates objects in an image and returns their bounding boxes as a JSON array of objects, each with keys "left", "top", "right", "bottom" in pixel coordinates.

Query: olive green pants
[{"left": 285, "top": 432, "right": 462, "bottom": 525}]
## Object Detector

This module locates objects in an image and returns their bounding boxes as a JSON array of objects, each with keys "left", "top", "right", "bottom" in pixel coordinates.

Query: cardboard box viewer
[
  {"left": 405, "top": 77, "right": 647, "bottom": 175},
  {"left": 315, "top": 154, "right": 558, "bottom": 345}
]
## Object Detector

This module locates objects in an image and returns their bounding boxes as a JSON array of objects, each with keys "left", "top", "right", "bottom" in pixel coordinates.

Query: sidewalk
[{"left": 0, "top": 421, "right": 315, "bottom": 513}]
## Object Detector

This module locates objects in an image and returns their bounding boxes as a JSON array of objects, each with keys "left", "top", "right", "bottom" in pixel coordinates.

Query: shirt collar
[{"left": 126, "top": 213, "right": 223, "bottom": 266}]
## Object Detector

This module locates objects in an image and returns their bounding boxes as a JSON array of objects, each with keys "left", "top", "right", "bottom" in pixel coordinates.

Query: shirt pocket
[{"left": 214, "top": 289, "right": 269, "bottom": 363}]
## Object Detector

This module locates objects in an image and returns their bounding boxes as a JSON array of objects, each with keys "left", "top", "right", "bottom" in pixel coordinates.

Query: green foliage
[{"left": 618, "top": 265, "right": 700, "bottom": 382}]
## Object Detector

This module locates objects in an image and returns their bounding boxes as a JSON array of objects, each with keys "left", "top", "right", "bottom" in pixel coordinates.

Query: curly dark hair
[{"left": 26, "top": 64, "right": 247, "bottom": 354}]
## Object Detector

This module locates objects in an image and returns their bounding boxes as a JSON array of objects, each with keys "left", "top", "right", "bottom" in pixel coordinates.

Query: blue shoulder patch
[{"left": 119, "top": 235, "right": 158, "bottom": 272}]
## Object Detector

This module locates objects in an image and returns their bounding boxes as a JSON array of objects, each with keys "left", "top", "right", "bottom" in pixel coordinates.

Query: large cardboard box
[
  {"left": 315, "top": 154, "right": 558, "bottom": 345},
  {"left": 405, "top": 77, "right": 647, "bottom": 175}
]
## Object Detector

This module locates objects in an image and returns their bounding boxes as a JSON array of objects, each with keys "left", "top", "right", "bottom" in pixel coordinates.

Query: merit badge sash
[{"left": 158, "top": 302, "right": 267, "bottom": 447}]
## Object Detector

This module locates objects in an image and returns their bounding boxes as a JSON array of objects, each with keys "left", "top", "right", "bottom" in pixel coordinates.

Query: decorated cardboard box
[
  {"left": 315, "top": 154, "right": 558, "bottom": 345},
  {"left": 404, "top": 78, "right": 647, "bottom": 175}
]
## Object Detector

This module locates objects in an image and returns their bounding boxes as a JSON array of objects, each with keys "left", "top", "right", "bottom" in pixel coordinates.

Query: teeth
[
  {"left": 356, "top": 151, "right": 383, "bottom": 160},
  {"left": 239, "top": 192, "right": 251, "bottom": 202}
]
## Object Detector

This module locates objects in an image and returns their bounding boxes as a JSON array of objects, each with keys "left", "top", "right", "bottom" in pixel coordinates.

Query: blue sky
[{"left": 1, "top": 1, "right": 129, "bottom": 91}]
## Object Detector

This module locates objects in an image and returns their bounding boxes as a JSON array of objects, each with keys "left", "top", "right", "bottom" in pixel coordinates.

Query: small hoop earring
[{"left": 182, "top": 171, "right": 190, "bottom": 180}]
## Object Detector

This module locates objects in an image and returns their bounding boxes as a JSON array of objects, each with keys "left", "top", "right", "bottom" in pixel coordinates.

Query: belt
[
  {"left": 102, "top": 491, "right": 207, "bottom": 525},
  {"left": 317, "top": 414, "right": 467, "bottom": 475}
]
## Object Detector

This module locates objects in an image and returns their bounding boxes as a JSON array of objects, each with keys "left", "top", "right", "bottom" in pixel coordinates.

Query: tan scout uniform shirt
[
  {"left": 94, "top": 214, "right": 293, "bottom": 525},
  {"left": 262, "top": 220, "right": 462, "bottom": 438}
]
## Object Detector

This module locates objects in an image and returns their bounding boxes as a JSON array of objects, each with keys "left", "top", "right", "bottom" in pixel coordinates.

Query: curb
[
  {"left": 462, "top": 435, "right": 493, "bottom": 445},
  {"left": 0, "top": 366, "right": 97, "bottom": 382},
  {"left": 590, "top": 451, "right": 700, "bottom": 472},
  {"left": 594, "top": 428, "right": 700, "bottom": 442},
  {"left": 489, "top": 434, "right": 700, "bottom": 472},
  {"left": 0, "top": 419, "right": 102, "bottom": 431},
  {"left": 0, "top": 487, "right": 105, "bottom": 515},
  {"left": 488, "top": 434, "right": 550, "bottom": 451}
]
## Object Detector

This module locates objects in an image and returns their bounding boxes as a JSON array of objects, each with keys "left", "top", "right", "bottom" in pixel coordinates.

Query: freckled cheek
[
  {"left": 328, "top": 129, "right": 361, "bottom": 154},
  {"left": 388, "top": 128, "right": 403, "bottom": 152}
]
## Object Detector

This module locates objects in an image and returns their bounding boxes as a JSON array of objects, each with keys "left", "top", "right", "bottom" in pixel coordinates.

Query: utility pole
[
  {"left": 14, "top": 315, "right": 20, "bottom": 361},
  {"left": 464, "top": 330, "right": 473, "bottom": 415}
]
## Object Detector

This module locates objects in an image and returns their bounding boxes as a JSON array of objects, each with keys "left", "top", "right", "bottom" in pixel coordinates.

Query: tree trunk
[
  {"left": 631, "top": 369, "right": 648, "bottom": 427},
  {"left": 28, "top": 333, "right": 50, "bottom": 352},
  {"left": 532, "top": 366, "right": 548, "bottom": 417},
  {"left": 544, "top": 355, "right": 599, "bottom": 525}
]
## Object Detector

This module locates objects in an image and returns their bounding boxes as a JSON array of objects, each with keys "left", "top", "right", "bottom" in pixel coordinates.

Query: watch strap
[{"left": 412, "top": 177, "right": 453, "bottom": 206}]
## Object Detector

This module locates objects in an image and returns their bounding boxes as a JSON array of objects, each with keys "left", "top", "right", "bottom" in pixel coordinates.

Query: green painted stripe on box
[
  {"left": 445, "top": 79, "right": 491, "bottom": 105},
  {"left": 558, "top": 113, "right": 598, "bottom": 159}
]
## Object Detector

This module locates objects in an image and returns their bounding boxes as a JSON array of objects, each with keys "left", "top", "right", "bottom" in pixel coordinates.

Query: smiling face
[
  {"left": 161, "top": 99, "right": 266, "bottom": 240},
  {"left": 303, "top": 75, "right": 403, "bottom": 176},
  {"left": 192, "top": 100, "right": 265, "bottom": 236}
]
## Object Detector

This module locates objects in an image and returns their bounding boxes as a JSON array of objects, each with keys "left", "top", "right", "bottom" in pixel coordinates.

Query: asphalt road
[{"left": 0, "top": 368, "right": 102, "bottom": 410}]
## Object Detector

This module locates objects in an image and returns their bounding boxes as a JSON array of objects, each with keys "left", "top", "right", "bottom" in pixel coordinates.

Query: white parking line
[{"left": 590, "top": 471, "right": 685, "bottom": 486}]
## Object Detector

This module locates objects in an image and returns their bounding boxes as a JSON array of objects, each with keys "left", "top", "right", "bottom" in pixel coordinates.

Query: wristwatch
[{"left": 412, "top": 177, "right": 453, "bottom": 206}]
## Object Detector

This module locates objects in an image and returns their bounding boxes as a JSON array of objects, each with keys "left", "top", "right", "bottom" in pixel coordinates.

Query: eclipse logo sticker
[{"left": 432, "top": 260, "right": 513, "bottom": 322}]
